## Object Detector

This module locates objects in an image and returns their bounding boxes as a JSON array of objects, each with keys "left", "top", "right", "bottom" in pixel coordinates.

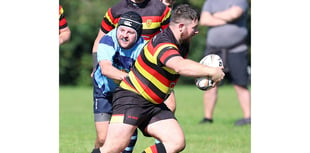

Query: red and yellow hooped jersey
[
  {"left": 59, "top": 5, "right": 68, "bottom": 30},
  {"left": 120, "top": 28, "right": 190, "bottom": 104},
  {"left": 100, "top": 0, "right": 171, "bottom": 41}
]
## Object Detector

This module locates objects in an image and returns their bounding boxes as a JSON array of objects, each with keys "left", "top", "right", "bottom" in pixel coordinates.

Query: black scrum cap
[{"left": 118, "top": 11, "right": 143, "bottom": 40}]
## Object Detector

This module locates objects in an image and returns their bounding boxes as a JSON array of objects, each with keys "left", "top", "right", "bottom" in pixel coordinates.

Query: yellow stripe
[
  {"left": 144, "top": 48, "right": 157, "bottom": 64},
  {"left": 120, "top": 81, "right": 138, "bottom": 94},
  {"left": 60, "top": 7, "right": 64, "bottom": 14},
  {"left": 144, "top": 147, "right": 152, "bottom": 153},
  {"left": 144, "top": 43, "right": 177, "bottom": 65},
  {"left": 142, "top": 22, "right": 161, "bottom": 30},
  {"left": 135, "top": 60, "right": 169, "bottom": 94},
  {"left": 59, "top": 7, "right": 64, "bottom": 19},
  {"left": 127, "top": 72, "right": 158, "bottom": 104},
  {"left": 105, "top": 11, "right": 113, "bottom": 25},
  {"left": 163, "top": 10, "right": 171, "bottom": 23},
  {"left": 163, "top": 66, "right": 177, "bottom": 74},
  {"left": 110, "top": 115, "right": 124, "bottom": 123}
]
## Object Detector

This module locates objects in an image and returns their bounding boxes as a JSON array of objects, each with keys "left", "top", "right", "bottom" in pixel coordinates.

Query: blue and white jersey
[{"left": 93, "top": 28, "right": 146, "bottom": 97}]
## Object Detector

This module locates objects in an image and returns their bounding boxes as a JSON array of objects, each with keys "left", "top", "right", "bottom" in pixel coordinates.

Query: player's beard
[{"left": 180, "top": 31, "right": 192, "bottom": 45}]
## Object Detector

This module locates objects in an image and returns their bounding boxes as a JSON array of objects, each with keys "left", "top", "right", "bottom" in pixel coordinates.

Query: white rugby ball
[{"left": 195, "top": 54, "right": 223, "bottom": 91}]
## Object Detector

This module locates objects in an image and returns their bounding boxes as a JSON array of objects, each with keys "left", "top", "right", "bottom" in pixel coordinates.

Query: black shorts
[
  {"left": 110, "top": 87, "right": 176, "bottom": 136},
  {"left": 205, "top": 44, "right": 249, "bottom": 88}
]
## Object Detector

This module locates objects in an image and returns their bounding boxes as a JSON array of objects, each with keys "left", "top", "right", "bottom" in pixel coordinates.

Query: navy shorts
[
  {"left": 205, "top": 45, "right": 249, "bottom": 88},
  {"left": 110, "top": 87, "right": 176, "bottom": 137},
  {"left": 93, "top": 79, "right": 113, "bottom": 114}
]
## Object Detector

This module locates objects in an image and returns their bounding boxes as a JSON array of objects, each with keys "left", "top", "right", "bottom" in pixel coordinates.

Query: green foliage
[
  {"left": 59, "top": 85, "right": 251, "bottom": 153},
  {"left": 59, "top": 0, "right": 251, "bottom": 86}
]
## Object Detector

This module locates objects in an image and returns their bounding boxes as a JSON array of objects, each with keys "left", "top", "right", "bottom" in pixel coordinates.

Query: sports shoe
[
  {"left": 91, "top": 148, "right": 101, "bottom": 153},
  {"left": 199, "top": 118, "right": 213, "bottom": 124},
  {"left": 234, "top": 117, "right": 251, "bottom": 126}
]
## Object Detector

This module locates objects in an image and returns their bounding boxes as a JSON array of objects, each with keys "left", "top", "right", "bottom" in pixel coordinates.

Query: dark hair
[
  {"left": 170, "top": 4, "right": 199, "bottom": 24},
  {"left": 118, "top": 11, "right": 143, "bottom": 39}
]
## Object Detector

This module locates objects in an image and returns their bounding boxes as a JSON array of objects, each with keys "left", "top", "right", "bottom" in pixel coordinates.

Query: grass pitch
[{"left": 60, "top": 84, "right": 250, "bottom": 153}]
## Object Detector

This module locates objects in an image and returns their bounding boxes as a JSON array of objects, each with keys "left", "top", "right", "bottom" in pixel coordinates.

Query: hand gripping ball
[{"left": 195, "top": 54, "right": 223, "bottom": 91}]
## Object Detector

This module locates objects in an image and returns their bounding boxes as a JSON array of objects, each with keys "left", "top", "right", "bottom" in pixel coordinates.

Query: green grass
[{"left": 60, "top": 84, "right": 250, "bottom": 153}]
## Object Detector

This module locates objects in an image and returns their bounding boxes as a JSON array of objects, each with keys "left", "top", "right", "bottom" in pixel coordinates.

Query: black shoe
[
  {"left": 91, "top": 148, "right": 101, "bottom": 153},
  {"left": 200, "top": 118, "right": 213, "bottom": 124},
  {"left": 234, "top": 117, "right": 251, "bottom": 126}
]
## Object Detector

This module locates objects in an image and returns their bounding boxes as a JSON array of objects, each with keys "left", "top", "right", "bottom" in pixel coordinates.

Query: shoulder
[
  {"left": 99, "top": 29, "right": 117, "bottom": 47},
  {"left": 152, "top": 29, "right": 177, "bottom": 47}
]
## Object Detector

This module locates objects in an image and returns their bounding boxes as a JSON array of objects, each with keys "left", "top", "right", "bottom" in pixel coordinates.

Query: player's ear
[{"left": 178, "top": 23, "right": 185, "bottom": 33}]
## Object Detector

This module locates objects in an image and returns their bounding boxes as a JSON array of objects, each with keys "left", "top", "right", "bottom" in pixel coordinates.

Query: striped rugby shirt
[
  {"left": 59, "top": 5, "right": 68, "bottom": 30},
  {"left": 100, "top": 0, "right": 171, "bottom": 41},
  {"left": 120, "top": 27, "right": 190, "bottom": 104}
]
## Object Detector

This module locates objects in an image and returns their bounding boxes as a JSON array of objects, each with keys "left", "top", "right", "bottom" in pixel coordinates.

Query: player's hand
[
  {"left": 90, "top": 69, "right": 95, "bottom": 78},
  {"left": 211, "top": 66, "right": 225, "bottom": 87}
]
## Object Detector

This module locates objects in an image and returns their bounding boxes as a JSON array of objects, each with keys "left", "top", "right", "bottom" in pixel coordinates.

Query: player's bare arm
[
  {"left": 99, "top": 60, "right": 127, "bottom": 82},
  {"left": 59, "top": 26, "right": 71, "bottom": 45},
  {"left": 165, "top": 56, "right": 224, "bottom": 82},
  {"left": 199, "top": 11, "right": 226, "bottom": 27},
  {"left": 212, "top": 6, "right": 244, "bottom": 22}
]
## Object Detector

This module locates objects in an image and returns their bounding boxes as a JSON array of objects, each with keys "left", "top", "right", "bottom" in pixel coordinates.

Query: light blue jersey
[{"left": 93, "top": 28, "right": 146, "bottom": 97}]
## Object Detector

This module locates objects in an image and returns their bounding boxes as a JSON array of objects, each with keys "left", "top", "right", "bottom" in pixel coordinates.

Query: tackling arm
[{"left": 99, "top": 60, "right": 128, "bottom": 84}]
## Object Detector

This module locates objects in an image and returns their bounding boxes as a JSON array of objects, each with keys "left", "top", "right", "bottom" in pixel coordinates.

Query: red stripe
[
  {"left": 160, "top": 7, "right": 170, "bottom": 30},
  {"left": 132, "top": 65, "right": 162, "bottom": 104},
  {"left": 107, "top": 8, "right": 114, "bottom": 21},
  {"left": 141, "top": 16, "right": 161, "bottom": 21},
  {"left": 112, "top": 114, "right": 124, "bottom": 117},
  {"left": 101, "top": 21, "right": 114, "bottom": 32},
  {"left": 59, "top": 18, "right": 67, "bottom": 27},
  {"left": 59, "top": 5, "right": 61, "bottom": 15},
  {"left": 161, "top": 24, "right": 169, "bottom": 30},
  {"left": 150, "top": 145, "right": 158, "bottom": 153},
  {"left": 101, "top": 8, "right": 116, "bottom": 32},
  {"left": 159, "top": 49, "right": 179, "bottom": 64},
  {"left": 123, "top": 79, "right": 139, "bottom": 93},
  {"left": 137, "top": 56, "right": 170, "bottom": 87},
  {"left": 147, "top": 42, "right": 156, "bottom": 56}
]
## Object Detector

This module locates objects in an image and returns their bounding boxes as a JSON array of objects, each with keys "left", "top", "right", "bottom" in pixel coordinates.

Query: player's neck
[{"left": 169, "top": 25, "right": 182, "bottom": 45}]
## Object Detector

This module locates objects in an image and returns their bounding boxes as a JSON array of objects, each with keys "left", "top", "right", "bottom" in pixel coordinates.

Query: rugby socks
[
  {"left": 142, "top": 142, "right": 166, "bottom": 153},
  {"left": 121, "top": 129, "right": 138, "bottom": 153}
]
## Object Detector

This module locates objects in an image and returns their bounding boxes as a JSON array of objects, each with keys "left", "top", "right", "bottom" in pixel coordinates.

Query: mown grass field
[{"left": 60, "top": 84, "right": 251, "bottom": 153}]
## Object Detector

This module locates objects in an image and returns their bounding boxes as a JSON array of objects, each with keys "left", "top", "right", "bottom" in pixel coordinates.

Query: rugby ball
[{"left": 195, "top": 54, "right": 223, "bottom": 91}]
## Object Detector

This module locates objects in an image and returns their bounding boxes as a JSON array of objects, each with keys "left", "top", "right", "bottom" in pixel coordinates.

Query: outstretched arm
[{"left": 165, "top": 56, "right": 224, "bottom": 85}]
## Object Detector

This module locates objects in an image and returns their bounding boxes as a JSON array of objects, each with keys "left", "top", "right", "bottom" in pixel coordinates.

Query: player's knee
[
  {"left": 164, "top": 136, "right": 185, "bottom": 152},
  {"left": 174, "top": 138, "right": 186, "bottom": 152}
]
